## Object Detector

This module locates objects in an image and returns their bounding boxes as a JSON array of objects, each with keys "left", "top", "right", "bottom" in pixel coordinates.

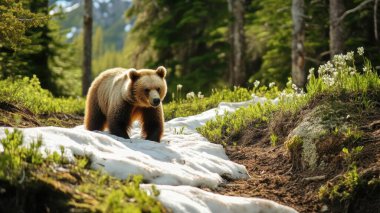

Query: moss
[
  {"left": 319, "top": 166, "right": 380, "bottom": 212},
  {"left": 284, "top": 135, "right": 303, "bottom": 171}
]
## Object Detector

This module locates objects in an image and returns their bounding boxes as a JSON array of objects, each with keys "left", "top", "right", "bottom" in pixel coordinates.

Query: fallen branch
[{"left": 304, "top": 175, "right": 326, "bottom": 182}]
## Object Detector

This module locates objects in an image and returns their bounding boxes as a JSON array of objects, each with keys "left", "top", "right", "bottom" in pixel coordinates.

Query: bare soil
[
  {"left": 0, "top": 102, "right": 83, "bottom": 128},
  {"left": 213, "top": 98, "right": 380, "bottom": 213},
  {"left": 1, "top": 98, "right": 379, "bottom": 213}
]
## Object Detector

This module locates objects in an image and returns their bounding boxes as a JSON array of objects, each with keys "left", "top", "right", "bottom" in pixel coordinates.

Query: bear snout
[{"left": 152, "top": 98, "right": 160, "bottom": 107}]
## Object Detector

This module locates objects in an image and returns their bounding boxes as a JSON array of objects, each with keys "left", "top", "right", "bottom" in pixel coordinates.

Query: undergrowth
[
  {"left": 164, "top": 83, "right": 281, "bottom": 121},
  {"left": 0, "top": 76, "right": 84, "bottom": 115},
  {"left": 0, "top": 129, "right": 164, "bottom": 212},
  {"left": 197, "top": 48, "right": 380, "bottom": 145}
]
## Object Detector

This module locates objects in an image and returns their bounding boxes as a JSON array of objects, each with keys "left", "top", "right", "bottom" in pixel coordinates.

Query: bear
[{"left": 84, "top": 66, "right": 167, "bottom": 142}]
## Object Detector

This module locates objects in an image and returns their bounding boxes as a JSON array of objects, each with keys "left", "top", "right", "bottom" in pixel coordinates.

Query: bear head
[{"left": 123, "top": 66, "right": 167, "bottom": 108}]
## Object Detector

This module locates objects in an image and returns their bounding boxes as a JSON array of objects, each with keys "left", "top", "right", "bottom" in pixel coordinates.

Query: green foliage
[
  {"left": 0, "top": 129, "right": 43, "bottom": 184},
  {"left": 0, "top": 76, "right": 84, "bottom": 114},
  {"left": 102, "top": 176, "right": 162, "bottom": 213},
  {"left": 164, "top": 87, "right": 253, "bottom": 120},
  {"left": 342, "top": 146, "right": 364, "bottom": 165},
  {"left": 285, "top": 135, "right": 303, "bottom": 152},
  {"left": 319, "top": 165, "right": 360, "bottom": 203},
  {"left": 198, "top": 50, "right": 380, "bottom": 145},
  {"left": 126, "top": 0, "right": 229, "bottom": 93},
  {"left": 270, "top": 133, "right": 278, "bottom": 146},
  {"left": 0, "top": 129, "right": 165, "bottom": 212},
  {"left": 198, "top": 101, "right": 277, "bottom": 145},
  {"left": 246, "top": 0, "right": 292, "bottom": 86},
  {"left": 0, "top": 0, "right": 46, "bottom": 49}
]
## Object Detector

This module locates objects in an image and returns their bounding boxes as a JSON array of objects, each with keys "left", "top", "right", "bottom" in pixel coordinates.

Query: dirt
[
  {"left": 0, "top": 102, "right": 83, "bottom": 128},
  {"left": 213, "top": 97, "right": 380, "bottom": 213},
  {"left": 1, "top": 98, "right": 379, "bottom": 212}
]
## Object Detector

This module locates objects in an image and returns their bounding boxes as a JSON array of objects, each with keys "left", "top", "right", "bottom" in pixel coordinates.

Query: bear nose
[{"left": 153, "top": 98, "right": 160, "bottom": 106}]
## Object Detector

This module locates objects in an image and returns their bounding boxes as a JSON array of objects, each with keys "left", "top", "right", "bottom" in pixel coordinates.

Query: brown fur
[{"left": 84, "top": 67, "right": 167, "bottom": 142}]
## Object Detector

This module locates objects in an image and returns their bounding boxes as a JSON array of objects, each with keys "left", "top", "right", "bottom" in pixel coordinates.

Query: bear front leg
[
  {"left": 108, "top": 103, "right": 133, "bottom": 139},
  {"left": 141, "top": 106, "right": 164, "bottom": 142}
]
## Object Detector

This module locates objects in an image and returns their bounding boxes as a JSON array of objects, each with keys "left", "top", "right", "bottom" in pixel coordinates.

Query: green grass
[
  {"left": 164, "top": 84, "right": 281, "bottom": 121},
  {"left": 0, "top": 129, "right": 165, "bottom": 212},
  {"left": 164, "top": 87, "right": 253, "bottom": 120},
  {"left": 0, "top": 76, "right": 85, "bottom": 115},
  {"left": 197, "top": 49, "right": 380, "bottom": 145}
]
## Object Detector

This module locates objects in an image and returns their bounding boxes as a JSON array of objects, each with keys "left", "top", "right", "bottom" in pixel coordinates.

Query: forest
[{"left": 0, "top": 0, "right": 379, "bottom": 212}]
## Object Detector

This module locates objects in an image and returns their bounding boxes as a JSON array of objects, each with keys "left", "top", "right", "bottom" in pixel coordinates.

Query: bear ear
[
  {"left": 156, "top": 66, "right": 167, "bottom": 78},
  {"left": 128, "top": 69, "right": 140, "bottom": 81}
]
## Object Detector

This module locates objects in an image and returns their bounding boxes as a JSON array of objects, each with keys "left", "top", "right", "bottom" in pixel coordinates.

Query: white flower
[
  {"left": 177, "top": 84, "right": 183, "bottom": 91},
  {"left": 357, "top": 47, "right": 364, "bottom": 56},
  {"left": 350, "top": 71, "right": 355, "bottom": 76},
  {"left": 291, "top": 84, "right": 298, "bottom": 90},
  {"left": 186, "top": 92, "right": 195, "bottom": 99},
  {"left": 269, "top": 82, "right": 275, "bottom": 88},
  {"left": 197, "top": 91, "right": 204, "bottom": 99},
  {"left": 363, "top": 67, "right": 368, "bottom": 72},
  {"left": 307, "top": 68, "right": 314, "bottom": 80},
  {"left": 254, "top": 80, "right": 260, "bottom": 88}
]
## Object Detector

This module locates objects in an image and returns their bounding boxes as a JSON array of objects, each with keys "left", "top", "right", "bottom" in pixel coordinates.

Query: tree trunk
[
  {"left": 227, "top": 0, "right": 246, "bottom": 86},
  {"left": 291, "top": 0, "right": 306, "bottom": 89},
  {"left": 329, "top": 0, "right": 345, "bottom": 58},
  {"left": 82, "top": 0, "right": 93, "bottom": 96}
]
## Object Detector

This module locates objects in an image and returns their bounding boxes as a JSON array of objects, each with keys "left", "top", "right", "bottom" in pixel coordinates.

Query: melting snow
[{"left": 0, "top": 95, "right": 296, "bottom": 212}]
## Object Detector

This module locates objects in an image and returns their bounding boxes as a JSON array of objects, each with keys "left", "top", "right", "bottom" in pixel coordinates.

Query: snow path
[{"left": 0, "top": 95, "right": 296, "bottom": 212}]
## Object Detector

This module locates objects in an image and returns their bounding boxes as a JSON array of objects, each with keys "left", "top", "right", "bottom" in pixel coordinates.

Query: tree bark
[
  {"left": 227, "top": 0, "right": 246, "bottom": 86},
  {"left": 83, "top": 0, "right": 93, "bottom": 96},
  {"left": 329, "top": 0, "right": 345, "bottom": 58},
  {"left": 291, "top": 0, "right": 306, "bottom": 89}
]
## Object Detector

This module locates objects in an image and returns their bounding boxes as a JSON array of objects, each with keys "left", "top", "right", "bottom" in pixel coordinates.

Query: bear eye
[
  {"left": 157, "top": 88, "right": 160, "bottom": 93},
  {"left": 144, "top": 88, "right": 149, "bottom": 93}
]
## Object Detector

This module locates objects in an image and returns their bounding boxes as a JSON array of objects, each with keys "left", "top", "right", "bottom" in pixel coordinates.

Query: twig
[
  {"left": 304, "top": 175, "right": 326, "bottom": 181},
  {"left": 338, "top": 0, "right": 374, "bottom": 24}
]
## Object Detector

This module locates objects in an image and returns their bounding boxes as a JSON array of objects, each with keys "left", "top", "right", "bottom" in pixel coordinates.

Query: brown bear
[{"left": 84, "top": 66, "right": 167, "bottom": 142}]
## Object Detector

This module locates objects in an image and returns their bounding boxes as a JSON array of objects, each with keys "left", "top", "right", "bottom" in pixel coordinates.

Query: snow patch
[{"left": 0, "top": 96, "right": 297, "bottom": 212}]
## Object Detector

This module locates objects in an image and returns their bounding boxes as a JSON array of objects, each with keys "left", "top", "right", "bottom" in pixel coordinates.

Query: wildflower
[
  {"left": 350, "top": 71, "right": 355, "bottom": 76},
  {"left": 269, "top": 82, "right": 275, "bottom": 88},
  {"left": 291, "top": 84, "right": 298, "bottom": 90},
  {"left": 363, "top": 67, "right": 368, "bottom": 72},
  {"left": 254, "top": 80, "right": 260, "bottom": 88},
  {"left": 186, "top": 92, "right": 195, "bottom": 99},
  {"left": 357, "top": 47, "right": 364, "bottom": 56},
  {"left": 177, "top": 84, "right": 183, "bottom": 91},
  {"left": 197, "top": 91, "right": 204, "bottom": 99},
  {"left": 345, "top": 51, "right": 354, "bottom": 61}
]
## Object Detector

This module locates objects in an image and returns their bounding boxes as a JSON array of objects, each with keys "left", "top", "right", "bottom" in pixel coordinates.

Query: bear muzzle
[{"left": 151, "top": 98, "right": 161, "bottom": 107}]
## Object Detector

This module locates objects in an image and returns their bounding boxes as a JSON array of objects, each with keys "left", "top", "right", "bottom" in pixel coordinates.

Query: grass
[
  {"left": 197, "top": 49, "right": 380, "bottom": 145},
  {"left": 0, "top": 76, "right": 85, "bottom": 115},
  {"left": 164, "top": 87, "right": 253, "bottom": 120},
  {"left": 163, "top": 84, "right": 281, "bottom": 121},
  {"left": 0, "top": 129, "right": 165, "bottom": 212}
]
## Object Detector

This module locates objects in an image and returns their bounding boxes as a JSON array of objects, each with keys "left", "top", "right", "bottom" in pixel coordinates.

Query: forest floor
[
  {"left": 212, "top": 96, "right": 380, "bottom": 213},
  {"left": 0, "top": 102, "right": 82, "bottom": 128},
  {"left": 1, "top": 99, "right": 379, "bottom": 212}
]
